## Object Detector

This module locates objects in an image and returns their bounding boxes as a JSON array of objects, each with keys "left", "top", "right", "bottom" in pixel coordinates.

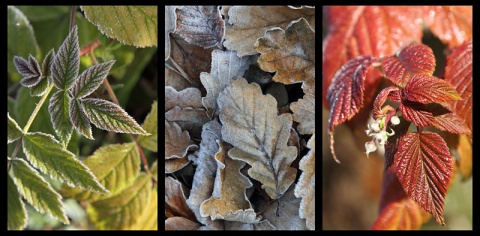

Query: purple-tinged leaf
[
  {"left": 48, "top": 90, "right": 73, "bottom": 147},
  {"left": 42, "top": 48, "right": 55, "bottom": 78},
  {"left": 71, "top": 60, "right": 115, "bottom": 99},
  {"left": 81, "top": 98, "right": 150, "bottom": 136},
  {"left": 31, "top": 48, "right": 54, "bottom": 97},
  {"left": 69, "top": 99, "right": 93, "bottom": 140},
  {"left": 13, "top": 55, "right": 42, "bottom": 87},
  {"left": 51, "top": 25, "right": 80, "bottom": 90}
]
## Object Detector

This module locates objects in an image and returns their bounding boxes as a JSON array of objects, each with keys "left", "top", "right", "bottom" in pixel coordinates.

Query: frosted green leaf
[
  {"left": 22, "top": 132, "right": 108, "bottom": 194},
  {"left": 61, "top": 142, "right": 140, "bottom": 202},
  {"left": 81, "top": 98, "right": 150, "bottom": 135},
  {"left": 29, "top": 75, "right": 50, "bottom": 97},
  {"left": 41, "top": 48, "right": 55, "bottom": 78},
  {"left": 8, "top": 112, "right": 23, "bottom": 144},
  {"left": 8, "top": 174, "right": 27, "bottom": 230},
  {"left": 51, "top": 25, "right": 80, "bottom": 90},
  {"left": 69, "top": 99, "right": 93, "bottom": 140},
  {"left": 49, "top": 90, "right": 74, "bottom": 147},
  {"left": 11, "top": 158, "right": 69, "bottom": 224},
  {"left": 87, "top": 173, "right": 152, "bottom": 230},
  {"left": 138, "top": 100, "right": 157, "bottom": 152},
  {"left": 29, "top": 49, "right": 54, "bottom": 96},
  {"left": 13, "top": 55, "right": 42, "bottom": 88},
  {"left": 81, "top": 6, "right": 158, "bottom": 48},
  {"left": 71, "top": 60, "right": 115, "bottom": 99}
]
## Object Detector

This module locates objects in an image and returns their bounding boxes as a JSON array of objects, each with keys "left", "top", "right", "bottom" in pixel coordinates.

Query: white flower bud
[
  {"left": 371, "top": 122, "right": 381, "bottom": 132},
  {"left": 365, "top": 141, "right": 377, "bottom": 158},
  {"left": 391, "top": 115, "right": 400, "bottom": 126}
]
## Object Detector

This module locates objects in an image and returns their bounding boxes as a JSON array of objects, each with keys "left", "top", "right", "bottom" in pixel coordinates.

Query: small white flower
[
  {"left": 365, "top": 140, "right": 377, "bottom": 158},
  {"left": 391, "top": 115, "right": 400, "bottom": 126}
]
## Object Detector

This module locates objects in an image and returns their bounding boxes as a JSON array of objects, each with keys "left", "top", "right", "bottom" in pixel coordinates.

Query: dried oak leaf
[
  {"left": 165, "top": 176, "right": 197, "bottom": 220},
  {"left": 200, "top": 141, "right": 260, "bottom": 224},
  {"left": 290, "top": 94, "right": 315, "bottom": 135},
  {"left": 200, "top": 49, "right": 256, "bottom": 118},
  {"left": 165, "top": 86, "right": 204, "bottom": 111},
  {"left": 175, "top": 6, "right": 225, "bottom": 49},
  {"left": 218, "top": 77, "right": 297, "bottom": 200},
  {"left": 423, "top": 6, "right": 472, "bottom": 49},
  {"left": 224, "top": 6, "right": 315, "bottom": 57},
  {"left": 255, "top": 18, "right": 315, "bottom": 95},
  {"left": 165, "top": 120, "right": 197, "bottom": 173},
  {"left": 165, "top": 217, "right": 200, "bottom": 230},
  {"left": 165, "top": 6, "right": 176, "bottom": 61},
  {"left": 165, "top": 106, "right": 210, "bottom": 139},
  {"left": 294, "top": 134, "right": 315, "bottom": 230}
]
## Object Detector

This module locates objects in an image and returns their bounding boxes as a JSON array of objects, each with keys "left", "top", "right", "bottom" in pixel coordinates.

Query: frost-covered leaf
[
  {"left": 200, "top": 49, "right": 256, "bottom": 118},
  {"left": 164, "top": 106, "right": 210, "bottom": 139},
  {"left": 165, "top": 176, "right": 197, "bottom": 220},
  {"left": 444, "top": 40, "right": 472, "bottom": 140},
  {"left": 14, "top": 55, "right": 42, "bottom": 88},
  {"left": 69, "top": 99, "right": 93, "bottom": 140},
  {"left": 255, "top": 18, "right": 315, "bottom": 93},
  {"left": 200, "top": 141, "right": 259, "bottom": 223},
  {"left": 176, "top": 6, "right": 225, "bottom": 48},
  {"left": 30, "top": 48, "right": 54, "bottom": 96},
  {"left": 327, "top": 55, "right": 375, "bottom": 163},
  {"left": 22, "top": 132, "right": 108, "bottom": 194},
  {"left": 8, "top": 174, "right": 27, "bottom": 230},
  {"left": 11, "top": 158, "right": 69, "bottom": 224},
  {"left": 87, "top": 173, "right": 152, "bottom": 230},
  {"left": 165, "top": 158, "right": 190, "bottom": 174},
  {"left": 165, "top": 120, "right": 198, "bottom": 159},
  {"left": 395, "top": 132, "right": 453, "bottom": 225},
  {"left": 48, "top": 90, "right": 74, "bottom": 147},
  {"left": 8, "top": 112, "right": 23, "bottom": 143},
  {"left": 423, "top": 6, "right": 472, "bottom": 49},
  {"left": 165, "top": 86, "right": 204, "bottom": 111},
  {"left": 294, "top": 134, "right": 315, "bottom": 230},
  {"left": 224, "top": 6, "right": 315, "bottom": 57},
  {"left": 403, "top": 74, "right": 461, "bottom": 104},
  {"left": 138, "top": 100, "right": 158, "bottom": 152},
  {"left": 42, "top": 48, "right": 55, "bottom": 78},
  {"left": 81, "top": 98, "right": 150, "bottom": 135},
  {"left": 165, "top": 6, "right": 177, "bottom": 60},
  {"left": 218, "top": 77, "right": 297, "bottom": 200},
  {"left": 290, "top": 94, "right": 315, "bottom": 135},
  {"left": 165, "top": 217, "right": 201, "bottom": 230},
  {"left": 81, "top": 6, "right": 158, "bottom": 48},
  {"left": 71, "top": 60, "right": 115, "bottom": 99},
  {"left": 51, "top": 25, "right": 80, "bottom": 90},
  {"left": 381, "top": 43, "right": 436, "bottom": 88},
  {"left": 61, "top": 143, "right": 140, "bottom": 202}
]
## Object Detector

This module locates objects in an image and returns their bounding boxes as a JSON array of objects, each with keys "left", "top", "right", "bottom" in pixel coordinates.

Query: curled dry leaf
[
  {"left": 218, "top": 77, "right": 297, "bottom": 200},
  {"left": 165, "top": 86, "right": 204, "bottom": 111},
  {"left": 165, "top": 176, "right": 197, "bottom": 221},
  {"left": 294, "top": 134, "right": 315, "bottom": 230},
  {"left": 165, "top": 120, "right": 198, "bottom": 160},
  {"left": 200, "top": 141, "right": 260, "bottom": 223},
  {"left": 175, "top": 6, "right": 225, "bottom": 49},
  {"left": 255, "top": 18, "right": 315, "bottom": 94},
  {"left": 165, "top": 106, "right": 210, "bottom": 139},
  {"left": 165, "top": 217, "right": 201, "bottom": 230},
  {"left": 290, "top": 94, "right": 315, "bottom": 135},
  {"left": 224, "top": 6, "right": 315, "bottom": 57}
]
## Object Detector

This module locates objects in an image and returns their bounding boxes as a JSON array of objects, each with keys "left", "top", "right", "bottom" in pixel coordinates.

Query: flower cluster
[{"left": 364, "top": 115, "right": 400, "bottom": 158}]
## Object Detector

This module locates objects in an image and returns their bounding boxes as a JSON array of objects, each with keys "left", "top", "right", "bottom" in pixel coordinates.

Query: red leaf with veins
[
  {"left": 403, "top": 74, "right": 461, "bottom": 104},
  {"left": 326, "top": 55, "right": 375, "bottom": 163},
  {"left": 381, "top": 43, "right": 436, "bottom": 87},
  {"left": 444, "top": 40, "right": 472, "bottom": 141},
  {"left": 423, "top": 6, "right": 472, "bottom": 49},
  {"left": 399, "top": 100, "right": 433, "bottom": 127},
  {"left": 372, "top": 87, "right": 399, "bottom": 120},
  {"left": 429, "top": 103, "right": 471, "bottom": 135},
  {"left": 385, "top": 116, "right": 410, "bottom": 170},
  {"left": 395, "top": 132, "right": 453, "bottom": 226},
  {"left": 322, "top": 6, "right": 424, "bottom": 107}
]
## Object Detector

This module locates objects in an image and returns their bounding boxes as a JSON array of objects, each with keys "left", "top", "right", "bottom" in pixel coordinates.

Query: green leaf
[
  {"left": 8, "top": 174, "right": 27, "bottom": 230},
  {"left": 71, "top": 60, "right": 116, "bottom": 99},
  {"left": 81, "top": 98, "right": 150, "bottom": 135},
  {"left": 69, "top": 99, "right": 93, "bottom": 139},
  {"left": 49, "top": 90, "right": 74, "bottom": 147},
  {"left": 8, "top": 112, "right": 23, "bottom": 144},
  {"left": 150, "top": 160, "right": 157, "bottom": 182},
  {"left": 61, "top": 142, "right": 140, "bottom": 202},
  {"left": 22, "top": 132, "right": 108, "bottom": 194},
  {"left": 138, "top": 100, "right": 157, "bottom": 152},
  {"left": 8, "top": 6, "right": 40, "bottom": 81},
  {"left": 11, "top": 158, "right": 69, "bottom": 224},
  {"left": 51, "top": 25, "right": 80, "bottom": 90},
  {"left": 42, "top": 48, "right": 55, "bottom": 78},
  {"left": 16, "top": 6, "right": 70, "bottom": 21},
  {"left": 87, "top": 173, "right": 152, "bottom": 230},
  {"left": 81, "top": 6, "right": 158, "bottom": 48},
  {"left": 130, "top": 188, "right": 157, "bottom": 230},
  {"left": 30, "top": 49, "right": 55, "bottom": 97},
  {"left": 14, "top": 55, "right": 42, "bottom": 88}
]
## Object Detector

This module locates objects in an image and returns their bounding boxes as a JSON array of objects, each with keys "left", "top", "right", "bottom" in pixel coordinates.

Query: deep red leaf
[
  {"left": 323, "top": 6, "right": 425, "bottom": 108},
  {"left": 372, "top": 87, "right": 399, "bottom": 120},
  {"left": 403, "top": 74, "right": 461, "bottom": 104},
  {"left": 444, "top": 40, "right": 472, "bottom": 140},
  {"left": 327, "top": 55, "right": 375, "bottom": 163},
  {"left": 395, "top": 132, "right": 453, "bottom": 226},
  {"left": 387, "top": 90, "right": 402, "bottom": 103},
  {"left": 423, "top": 6, "right": 472, "bottom": 49},
  {"left": 399, "top": 100, "right": 433, "bottom": 127},
  {"left": 381, "top": 43, "right": 436, "bottom": 87},
  {"left": 428, "top": 103, "right": 471, "bottom": 135},
  {"left": 384, "top": 116, "right": 411, "bottom": 170}
]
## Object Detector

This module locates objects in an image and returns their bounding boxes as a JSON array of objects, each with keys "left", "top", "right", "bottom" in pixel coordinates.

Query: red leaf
[
  {"left": 395, "top": 132, "right": 453, "bottom": 226},
  {"left": 423, "top": 6, "right": 472, "bottom": 49},
  {"left": 381, "top": 43, "right": 436, "bottom": 87},
  {"left": 429, "top": 103, "right": 471, "bottom": 135},
  {"left": 323, "top": 6, "right": 425, "bottom": 107},
  {"left": 399, "top": 101, "right": 433, "bottom": 127},
  {"left": 403, "top": 74, "right": 461, "bottom": 104},
  {"left": 372, "top": 87, "right": 399, "bottom": 120},
  {"left": 387, "top": 90, "right": 402, "bottom": 103},
  {"left": 385, "top": 117, "right": 411, "bottom": 169},
  {"left": 444, "top": 40, "right": 472, "bottom": 140},
  {"left": 326, "top": 55, "right": 375, "bottom": 163}
]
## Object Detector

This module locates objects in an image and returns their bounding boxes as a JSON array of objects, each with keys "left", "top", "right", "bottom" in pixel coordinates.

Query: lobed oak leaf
[
  {"left": 326, "top": 55, "right": 375, "bottom": 163},
  {"left": 165, "top": 176, "right": 197, "bottom": 221},
  {"left": 200, "top": 141, "right": 260, "bottom": 223},
  {"left": 165, "top": 106, "right": 210, "bottom": 139},
  {"left": 165, "top": 158, "right": 190, "bottom": 174},
  {"left": 290, "top": 94, "right": 315, "bottom": 135},
  {"left": 423, "top": 6, "right": 472, "bottom": 49},
  {"left": 217, "top": 77, "right": 297, "bottom": 200},
  {"left": 165, "top": 120, "right": 198, "bottom": 160},
  {"left": 165, "top": 86, "right": 204, "bottom": 111},
  {"left": 381, "top": 43, "right": 436, "bottom": 88},
  {"left": 255, "top": 18, "right": 315, "bottom": 94},
  {"left": 395, "top": 132, "right": 453, "bottom": 226},
  {"left": 403, "top": 74, "right": 461, "bottom": 104},
  {"left": 294, "top": 134, "right": 315, "bottom": 230},
  {"left": 224, "top": 6, "right": 315, "bottom": 57},
  {"left": 175, "top": 6, "right": 225, "bottom": 49},
  {"left": 165, "top": 6, "right": 177, "bottom": 61},
  {"left": 165, "top": 217, "right": 200, "bottom": 230}
]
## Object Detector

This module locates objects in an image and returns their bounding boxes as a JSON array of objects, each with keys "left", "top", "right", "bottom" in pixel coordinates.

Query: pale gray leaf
[
  {"left": 48, "top": 90, "right": 73, "bottom": 147},
  {"left": 51, "top": 25, "right": 80, "bottom": 90},
  {"left": 175, "top": 6, "right": 225, "bottom": 48},
  {"left": 69, "top": 98, "right": 93, "bottom": 139},
  {"left": 71, "top": 60, "right": 115, "bottom": 99}
]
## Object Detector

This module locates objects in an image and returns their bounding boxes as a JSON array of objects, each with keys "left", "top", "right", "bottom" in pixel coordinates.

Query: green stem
[{"left": 22, "top": 83, "right": 55, "bottom": 133}]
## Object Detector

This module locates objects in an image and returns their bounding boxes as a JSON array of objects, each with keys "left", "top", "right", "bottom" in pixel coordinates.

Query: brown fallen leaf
[
  {"left": 165, "top": 120, "right": 198, "bottom": 160},
  {"left": 165, "top": 106, "right": 210, "bottom": 139},
  {"left": 290, "top": 94, "right": 315, "bottom": 135},
  {"left": 165, "top": 176, "right": 197, "bottom": 221},
  {"left": 165, "top": 6, "right": 177, "bottom": 61},
  {"left": 165, "top": 217, "right": 200, "bottom": 230},
  {"left": 165, "top": 86, "right": 204, "bottom": 111},
  {"left": 294, "top": 134, "right": 315, "bottom": 230}
]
